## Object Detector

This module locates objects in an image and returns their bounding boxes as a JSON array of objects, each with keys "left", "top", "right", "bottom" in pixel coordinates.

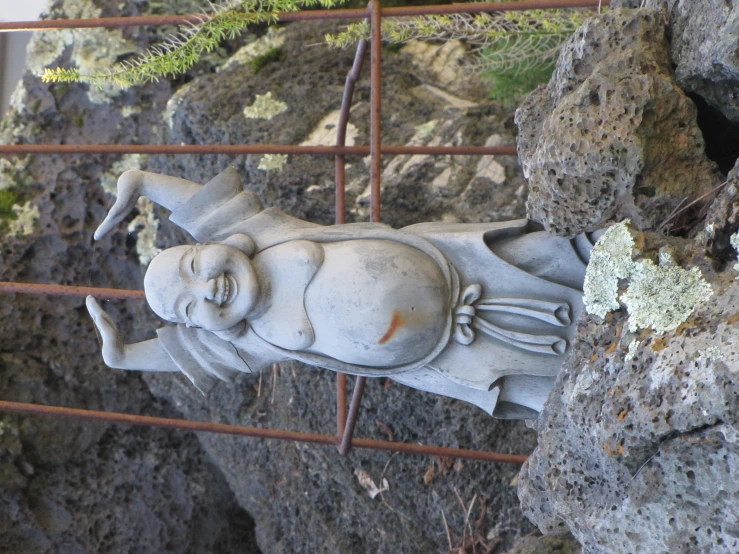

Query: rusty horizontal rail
[
  {"left": 0, "top": 281, "right": 145, "bottom": 300},
  {"left": 0, "top": 144, "right": 517, "bottom": 156},
  {"left": 0, "top": 400, "right": 529, "bottom": 464},
  {"left": 0, "top": 1, "right": 608, "bottom": 32}
]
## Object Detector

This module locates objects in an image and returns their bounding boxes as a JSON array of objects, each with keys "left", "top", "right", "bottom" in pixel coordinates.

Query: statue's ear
[{"left": 220, "top": 233, "right": 256, "bottom": 257}]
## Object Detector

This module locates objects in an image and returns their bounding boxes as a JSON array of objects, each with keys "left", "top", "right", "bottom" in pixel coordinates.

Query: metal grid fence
[{"left": 0, "top": 0, "right": 607, "bottom": 464}]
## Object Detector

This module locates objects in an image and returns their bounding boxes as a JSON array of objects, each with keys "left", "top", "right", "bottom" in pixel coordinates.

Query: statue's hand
[
  {"left": 94, "top": 170, "right": 145, "bottom": 240},
  {"left": 86, "top": 296, "right": 126, "bottom": 368}
]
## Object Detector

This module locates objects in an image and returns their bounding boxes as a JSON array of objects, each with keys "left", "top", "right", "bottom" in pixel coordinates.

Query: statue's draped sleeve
[
  {"left": 155, "top": 325, "right": 247, "bottom": 393},
  {"left": 169, "top": 167, "right": 318, "bottom": 244},
  {"left": 156, "top": 325, "right": 284, "bottom": 394}
]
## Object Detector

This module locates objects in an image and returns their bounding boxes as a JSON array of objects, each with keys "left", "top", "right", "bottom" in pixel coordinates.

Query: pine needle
[{"left": 42, "top": 0, "right": 348, "bottom": 89}]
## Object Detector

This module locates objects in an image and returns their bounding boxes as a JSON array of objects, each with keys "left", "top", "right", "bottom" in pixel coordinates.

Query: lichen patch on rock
[
  {"left": 257, "top": 153, "right": 287, "bottom": 172},
  {"left": 243, "top": 92, "right": 288, "bottom": 120},
  {"left": 584, "top": 220, "right": 713, "bottom": 332},
  {"left": 622, "top": 255, "right": 713, "bottom": 333},
  {"left": 583, "top": 220, "right": 638, "bottom": 318},
  {"left": 6, "top": 201, "right": 39, "bottom": 236}
]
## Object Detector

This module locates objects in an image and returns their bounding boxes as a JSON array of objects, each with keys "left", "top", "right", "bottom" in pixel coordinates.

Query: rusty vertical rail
[
  {"left": 335, "top": 38, "right": 369, "bottom": 437},
  {"left": 338, "top": 0, "right": 382, "bottom": 456}
]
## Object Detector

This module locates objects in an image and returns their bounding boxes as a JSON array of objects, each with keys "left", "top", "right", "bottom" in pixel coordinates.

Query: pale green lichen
[
  {"left": 622, "top": 255, "right": 713, "bottom": 333},
  {"left": 243, "top": 92, "right": 288, "bottom": 120},
  {"left": 7, "top": 201, "right": 40, "bottom": 236},
  {"left": 583, "top": 221, "right": 637, "bottom": 318},
  {"left": 99, "top": 155, "right": 159, "bottom": 265},
  {"left": 731, "top": 231, "right": 739, "bottom": 272},
  {"left": 127, "top": 197, "right": 161, "bottom": 266},
  {"left": 258, "top": 153, "right": 287, "bottom": 171},
  {"left": 584, "top": 220, "right": 713, "bottom": 333}
]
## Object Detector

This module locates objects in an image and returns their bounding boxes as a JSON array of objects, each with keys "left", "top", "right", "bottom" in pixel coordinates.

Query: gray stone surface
[
  {"left": 514, "top": 5, "right": 739, "bottom": 554},
  {"left": 516, "top": 9, "right": 721, "bottom": 237},
  {"left": 703, "top": 158, "right": 739, "bottom": 264},
  {"left": 506, "top": 533, "right": 582, "bottom": 554},
  {"left": 609, "top": 0, "right": 642, "bottom": 7},
  {"left": 1, "top": 1, "right": 537, "bottom": 553},
  {"left": 518, "top": 228, "right": 739, "bottom": 553},
  {"left": 0, "top": 1, "right": 263, "bottom": 552},
  {"left": 643, "top": 0, "right": 739, "bottom": 123}
]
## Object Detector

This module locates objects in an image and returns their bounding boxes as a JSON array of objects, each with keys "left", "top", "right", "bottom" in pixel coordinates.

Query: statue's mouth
[{"left": 218, "top": 273, "right": 237, "bottom": 306}]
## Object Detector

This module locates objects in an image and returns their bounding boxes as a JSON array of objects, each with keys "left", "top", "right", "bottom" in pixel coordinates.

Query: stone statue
[{"left": 88, "top": 167, "right": 600, "bottom": 418}]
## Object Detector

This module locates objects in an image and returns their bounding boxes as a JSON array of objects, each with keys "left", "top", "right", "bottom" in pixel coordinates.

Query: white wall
[{"left": 1, "top": 0, "right": 51, "bottom": 115}]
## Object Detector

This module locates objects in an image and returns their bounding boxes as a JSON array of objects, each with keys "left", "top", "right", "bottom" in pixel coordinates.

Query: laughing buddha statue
[{"left": 88, "top": 167, "right": 601, "bottom": 419}]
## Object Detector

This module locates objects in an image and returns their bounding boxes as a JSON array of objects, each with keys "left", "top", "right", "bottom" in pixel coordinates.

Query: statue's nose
[{"left": 195, "top": 278, "right": 217, "bottom": 301}]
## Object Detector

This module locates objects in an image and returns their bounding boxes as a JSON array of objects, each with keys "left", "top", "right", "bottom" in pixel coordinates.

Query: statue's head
[{"left": 144, "top": 234, "right": 259, "bottom": 332}]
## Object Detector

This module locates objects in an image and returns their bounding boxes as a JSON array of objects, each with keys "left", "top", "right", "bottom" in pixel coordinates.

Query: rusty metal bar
[
  {"left": 0, "top": 281, "right": 145, "bottom": 300},
  {"left": 337, "top": 0, "right": 383, "bottom": 457},
  {"left": 334, "top": 37, "right": 369, "bottom": 437},
  {"left": 0, "top": 1, "right": 609, "bottom": 32},
  {"left": 0, "top": 400, "right": 529, "bottom": 463},
  {"left": 336, "top": 375, "right": 348, "bottom": 436},
  {"left": 368, "top": 0, "right": 382, "bottom": 226},
  {"left": 0, "top": 144, "right": 517, "bottom": 156},
  {"left": 338, "top": 375, "right": 367, "bottom": 455},
  {"left": 335, "top": 39, "right": 369, "bottom": 225}
]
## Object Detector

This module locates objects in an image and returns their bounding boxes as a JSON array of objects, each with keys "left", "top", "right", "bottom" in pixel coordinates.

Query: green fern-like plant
[
  {"left": 42, "top": 0, "right": 348, "bottom": 89},
  {"left": 326, "top": 6, "right": 589, "bottom": 103}
]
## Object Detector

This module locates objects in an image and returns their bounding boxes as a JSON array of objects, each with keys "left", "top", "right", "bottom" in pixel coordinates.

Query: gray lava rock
[
  {"left": 516, "top": 9, "right": 720, "bottom": 237},
  {"left": 0, "top": 0, "right": 263, "bottom": 552},
  {"left": 643, "top": 0, "right": 739, "bottom": 123},
  {"left": 507, "top": 532, "right": 582, "bottom": 554},
  {"left": 518, "top": 231, "right": 739, "bottom": 553}
]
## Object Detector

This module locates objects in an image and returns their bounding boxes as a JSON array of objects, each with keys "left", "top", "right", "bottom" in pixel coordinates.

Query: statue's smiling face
[{"left": 144, "top": 244, "right": 259, "bottom": 331}]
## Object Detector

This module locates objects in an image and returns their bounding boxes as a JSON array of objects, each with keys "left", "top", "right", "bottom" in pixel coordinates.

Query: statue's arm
[
  {"left": 94, "top": 170, "right": 201, "bottom": 240},
  {"left": 86, "top": 296, "right": 179, "bottom": 372}
]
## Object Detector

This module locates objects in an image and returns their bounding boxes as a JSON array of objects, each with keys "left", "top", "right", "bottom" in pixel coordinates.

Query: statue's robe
[{"left": 156, "top": 168, "right": 593, "bottom": 418}]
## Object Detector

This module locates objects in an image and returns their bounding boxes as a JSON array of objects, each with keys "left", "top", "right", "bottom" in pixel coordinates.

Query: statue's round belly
[{"left": 305, "top": 240, "right": 450, "bottom": 367}]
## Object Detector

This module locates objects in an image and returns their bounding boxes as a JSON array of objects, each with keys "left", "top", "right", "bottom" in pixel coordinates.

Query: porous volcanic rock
[
  {"left": 0, "top": 1, "right": 262, "bottom": 552},
  {"left": 516, "top": 9, "right": 721, "bottom": 237},
  {"left": 643, "top": 0, "right": 739, "bottom": 124},
  {"left": 518, "top": 228, "right": 739, "bottom": 553}
]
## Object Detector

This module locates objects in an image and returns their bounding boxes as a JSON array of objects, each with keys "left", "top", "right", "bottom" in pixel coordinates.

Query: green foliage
[
  {"left": 42, "top": 0, "right": 347, "bottom": 89},
  {"left": 0, "top": 188, "right": 19, "bottom": 220},
  {"left": 326, "top": 4, "right": 591, "bottom": 103},
  {"left": 482, "top": 62, "right": 554, "bottom": 108},
  {"left": 251, "top": 47, "right": 283, "bottom": 72}
]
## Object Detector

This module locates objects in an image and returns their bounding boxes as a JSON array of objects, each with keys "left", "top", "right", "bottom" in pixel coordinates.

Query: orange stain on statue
[{"left": 378, "top": 311, "right": 404, "bottom": 344}]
